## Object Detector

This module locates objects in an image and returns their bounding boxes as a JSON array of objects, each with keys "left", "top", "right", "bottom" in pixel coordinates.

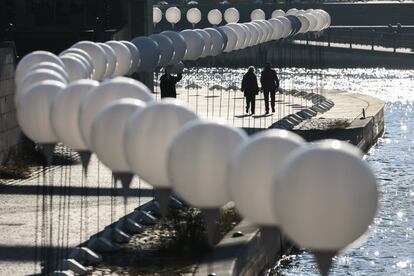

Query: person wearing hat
[
  {"left": 260, "top": 62, "right": 279, "bottom": 114},
  {"left": 241, "top": 66, "right": 259, "bottom": 115}
]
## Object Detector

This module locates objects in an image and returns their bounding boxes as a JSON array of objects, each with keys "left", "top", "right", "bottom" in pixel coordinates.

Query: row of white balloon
[
  {"left": 154, "top": 6, "right": 331, "bottom": 29},
  {"left": 17, "top": 76, "right": 377, "bottom": 275},
  {"left": 14, "top": 7, "right": 331, "bottom": 106}
]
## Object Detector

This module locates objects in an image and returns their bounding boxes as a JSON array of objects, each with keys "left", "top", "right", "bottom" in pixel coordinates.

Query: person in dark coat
[
  {"left": 260, "top": 62, "right": 280, "bottom": 114},
  {"left": 241, "top": 66, "right": 259, "bottom": 115},
  {"left": 160, "top": 68, "right": 182, "bottom": 98}
]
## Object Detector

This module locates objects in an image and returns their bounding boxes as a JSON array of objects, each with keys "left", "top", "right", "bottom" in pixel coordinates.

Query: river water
[{"left": 265, "top": 68, "right": 414, "bottom": 275}]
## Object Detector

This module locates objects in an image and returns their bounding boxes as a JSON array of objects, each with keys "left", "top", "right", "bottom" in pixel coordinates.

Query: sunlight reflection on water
[{"left": 184, "top": 67, "right": 414, "bottom": 275}]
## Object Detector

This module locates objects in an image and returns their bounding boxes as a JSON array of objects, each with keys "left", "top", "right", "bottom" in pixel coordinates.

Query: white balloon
[
  {"left": 60, "top": 48, "right": 94, "bottom": 78},
  {"left": 106, "top": 41, "right": 132, "bottom": 77},
  {"left": 251, "top": 9, "right": 266, "bottom": 21},
  {"left": 149, "top": 34, "right": 174, "bottom": 67},
  {"left": 315, "top": 9, "right": 331, "bottom": 29},
  {"left": 60, "top": 55, "right": 90, "bottom": 81},
  {"left": 17, "top": 80, "right": 66, "bottom": 143},
  {"left": 124, "top": 99, "right": 199, "bottom": 188},
  {"left": 16, "top": 69, "right": 67, "bottom": 106},
  {"left": 286, "top": 8, "right": 298, "bottom": 15},
  {"left": 224, "top": 7, "right": 239, "bottom": 23},
  {"left": 79, "top": 77, "right": 154, "bottom": 148},
  {"left": 312, "top": 11, "right": 326, "bottom": 31},
  {"left": 186, "top": 7, "right": 202, "bottom": 25},
  {"left": 204, "top": 28, "right": 225, "bottom": 56},
  {"left": 297, "top": 14, "right": 311, "bottom": 33},
  {"left": 153, "top": 7, "right": 163, "bottom": 24},
  {"left": 180, "top": 30, "right": 205, "bottom": 60},
  {"left": 304, "top": 12, "right": 318, "bottom": 32},
  {"left": 268, "top": 18, "right": 284, "bottom": 40},
  {"left": 207, "top": 9, "right": 222, "bottom": 26},
  {"left": 194, "top": 29, "right": 213, "bottom": 57},
  {"left": 218, "top": 26, "right": 237, "bottom": 52},
  {"left": 91, "top": 98, "right": 146, "bottom": 172},
  {"left": 226, "top": 23, "right": 246, "bottom": 50},
  {"left": 98, "top": 43, "right": 117, "bottom": 79},
  {"left": 273, "top": 140, "right": 378, "bottom": 251},
  {"left": 239, "top": 24, "right": 252, "bottom": 48},
  {"left": 229, "top": 130, "right": 305, "bottom": 226},
  {"left": 72, "top": 41, "right": 108, "bottom": 80},
  {"left": 131, "top": 36, "right": 160, "bottom": 72},
  {"left": 121, "top": 41, "right": 141, "bottom": 75},
  {"left": 271, "top": 9, "right": 285, "bottom": 18},
  {"left": 251, "top": 21, "right": 266, "bottom": 43},
  {"left": 161, "top": 31, "right": 187, "bottom": 65},
  {"left": 24, "top": 62, "right": 69, "bottom": 83},
  {"left": 15, "top": 51, "right": 65, "bottom": 85},
  {"left": 166, "top": 7, "right": 181, "bottom": 25},
  {"left": 168, "top": 121, "right": 247, "bottom": 208},
  {"left": 244, "top": 23, "right": 259, "bottom": 46},
  {"left": 60, "top": 53, "right": 93, "bottom": 79},
  {"left": 51, "top": 80, "right": 99, "bottom": 151},
  {"left": 261, "top": 20, "right": 274, "bottom": 41},
  {"left": 166, "top": 62, "right": 185, "bottom": 74},
  {"left": 277, "top": 16, "right": 293, "bottom": 38}
]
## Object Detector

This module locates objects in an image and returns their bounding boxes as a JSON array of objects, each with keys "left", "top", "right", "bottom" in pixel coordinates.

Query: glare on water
[{"left": 263, "top": 68, "right": 414, "bottom": 275}]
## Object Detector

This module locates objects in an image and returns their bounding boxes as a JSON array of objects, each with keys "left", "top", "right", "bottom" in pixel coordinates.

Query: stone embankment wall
[{"left": 0, "top": 42, "right": 20, "bottom": 164}]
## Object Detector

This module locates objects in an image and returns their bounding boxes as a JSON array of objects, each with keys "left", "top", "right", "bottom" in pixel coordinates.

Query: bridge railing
[{"left": 299, "top": 28, "right": 414, "bottom": 52}]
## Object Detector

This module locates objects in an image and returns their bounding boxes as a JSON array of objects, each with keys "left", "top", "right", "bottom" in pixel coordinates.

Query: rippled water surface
[{"left": 263, "top": 68, "right": 414, "bottom": 275}]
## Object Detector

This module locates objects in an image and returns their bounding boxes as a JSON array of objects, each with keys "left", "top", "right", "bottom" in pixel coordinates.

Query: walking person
[
  {"left": 260, "top": 62, "right": 280, "bottom": 114},
  {"left": 160, "top": 67, "right": 182, "bottom": 98},
  {"left": 241, "top": 66, "right": 259, "bottom": 115}
]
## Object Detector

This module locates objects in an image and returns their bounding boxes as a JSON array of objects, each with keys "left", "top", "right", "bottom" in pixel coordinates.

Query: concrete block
[
  {"left": 60, "top": 259, "right": 87, "bottom": 275},
  {"left": 0, "top": 94, "right": 16, "bottom": 113},
  {"left": 5, "top": 52, "right": 15, "bottom": 64},
  {"left": 68, "top": 247, "right": 102, "bottom": 265},
  {"left": 116, "top": 218, "right": 144, "bottom": 234},
  {"left": 87, "top": 236, "right": 120, "bottom": 253},
  {"left": 0, "top": 134, "right": 7, "bottom": 151},
  {"left": 52, "top": 271, "right": 74, "bottom": 276},
  {"left": 0, "top": 79, "right": 15, "bottom": 97},
  {"left": 6, "top": 128, "right": 21, "bottom": 148},
  {"left": 130, "top": 210, "right": 158, "bottom": 225},
  {"left": 0, "top": 64, "right": 15, "bottom": 80}
]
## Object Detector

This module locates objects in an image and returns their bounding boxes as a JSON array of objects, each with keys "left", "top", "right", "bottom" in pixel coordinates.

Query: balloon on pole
[
  {"left": 15, "top": 51, "right": 65, "bottom": 85},
  {"left": 207, "top": 9, "right": 222, "bottom": 26},
  {"left": 224, "top": 7, "right": 239, "bottom": 23},
  {"left": 153, "top": 7, "right": 163, "bottom": 27},
  {"left": 168, "top": 121, "right": 247, "bottom": 244},
  {"left": 50, "top": 80, "right": 99, "bottom": 171},
  {"left": 273, "top": 140, "right": 378, "bottom": 276},
  {"left": 186, "top": 7, "right": 202, "bottom": 28},
  {"left": 124, "top": 99, "right": 199, "bottom": 215},
  {"left": 90, "top": 98, "right": 147, "bottom": 188},
  {"left": 166, "top": 7, "right": 181, "bottom": 28},
  {"left": 17, "top": 80, "right": 67, "bottom": 163},
  {"left": 229, "top": 129, "right": 305, "bottom": 226}
]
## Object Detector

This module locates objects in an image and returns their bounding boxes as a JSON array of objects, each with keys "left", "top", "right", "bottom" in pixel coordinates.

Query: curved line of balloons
[{"left": 14, "top": 6, "right": 377, "bottom": 275}]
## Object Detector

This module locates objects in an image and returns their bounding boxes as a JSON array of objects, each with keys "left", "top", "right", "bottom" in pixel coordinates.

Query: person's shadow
[
  {"left": 234, "top": 114, "right": 251, "bottom": 118},
  {"left": 252, "top": 113, "right": 273, "bottom": 118}
]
